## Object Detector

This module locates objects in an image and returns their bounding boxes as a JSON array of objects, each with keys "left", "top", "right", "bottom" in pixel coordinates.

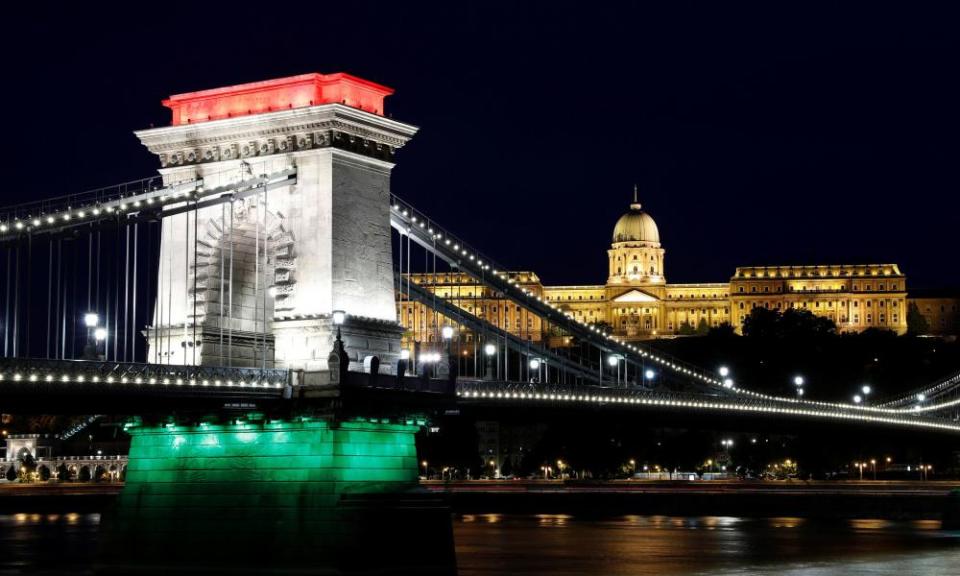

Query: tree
[
  {"left": 16, "top": 453, "right": 36, "bottom": 483},
  {"left": 906, "top": 302, "right": 929, "bottom": 335},
  {"left": 707, "top": 322, "right": 736, "bottom": 338},
  {"left": 695, "top": 318, "right": 709, "bottom": 335},
  {"left": 78, "top": 466, "right": 91, "bottom": 482},
  {"left": 38, "top": 465, "right": 51, "bottom": 482},
  {"left": 779, "top": 308, "right": 836, "bottom": 338},
  {"left": 743, "top": 307, "right": 837, "bottom": 339},
  {"left": 741, "top": 307, "right": 781, "bottom": 339},
  {"left": 57, "top": 463, "right": 70, "bottom": 482},
  {"left": 677, "top": 321, "right": 696, "bottom": 336},
  {"left": 5, "top": 465, "right": 16, "bottom": 482}
]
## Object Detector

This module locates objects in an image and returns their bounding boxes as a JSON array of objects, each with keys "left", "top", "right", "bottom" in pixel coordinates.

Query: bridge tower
[{"left": 135, "top": 73, "right": 417, "bottom": 376}]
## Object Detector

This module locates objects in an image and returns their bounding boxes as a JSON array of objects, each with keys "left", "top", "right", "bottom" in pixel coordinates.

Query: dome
[{"left": 612, "top": 201, "right": 660, "bottom": 244}]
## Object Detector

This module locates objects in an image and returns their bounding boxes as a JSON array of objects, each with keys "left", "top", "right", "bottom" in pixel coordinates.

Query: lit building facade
[{"left": 399, "top": 192, "right": 956, "bottom": 342}]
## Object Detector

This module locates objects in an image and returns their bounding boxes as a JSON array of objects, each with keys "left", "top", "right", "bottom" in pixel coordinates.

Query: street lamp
[
  {"left": 94, "top": 328, "right": 107, "bottom": 341},
  {"left": 483, "top": 342, "right": 496, "bottom": 380},
  {"left": 719, "top": 366, "right": 730, "bottom": 377},
  {"left": 861, "top": 384, "right": 872, "bottom": 396},
  {"left": 793, "top": 375, "right": 804, "bottom": 387},
  {"left": 441, "top": 325, "right": 454, "bottom": 340},
  {"left": 870, "top": 458, "right": 877, "bottom": 480},
  {"left": 796, "top": 387, "right": 804, "bottom": 397},
  {"left": 853, "top": 394, "right": 862, "bottom": 404},
  {"left": 329, "top": 310, "right": 348, "bottom": 381},
  {"left": 82, "top": 312, "right": 102, "bottom": 360},
  {"left": 608, "top": 354, "right": 623, "bottom": 386},
  {"left": 644, "top": 369, "right": 655, "bottom": 380},
  {"left": 529, "top": 357, "right": 542, "bottom": 383},
  {"left": 722, "top": 378, "right": 734, "bottom": 388}
]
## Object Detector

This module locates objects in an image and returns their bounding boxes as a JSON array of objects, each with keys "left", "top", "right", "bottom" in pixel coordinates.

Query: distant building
[
  {"left": 398, "top": 191, "right": 957, "bottom": 342},
  {"left": 909, "top": 289, "right": 960, "bottom": 337},
  {"left": 2, "top": 434, "right": 126, "bottom": 481}
]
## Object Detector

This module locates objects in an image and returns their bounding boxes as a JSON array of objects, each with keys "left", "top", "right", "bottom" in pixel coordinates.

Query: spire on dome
[{"left": 630, "top": 184, "right": 642, "bottom": 210}]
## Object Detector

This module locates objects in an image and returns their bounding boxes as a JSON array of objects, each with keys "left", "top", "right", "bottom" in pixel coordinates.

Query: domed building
[
  {"left": 399, "top": 187, "right": 918, "bottom": 343},
  {"left": 607, "top": 189, "right": 665, "bottom": 285}
]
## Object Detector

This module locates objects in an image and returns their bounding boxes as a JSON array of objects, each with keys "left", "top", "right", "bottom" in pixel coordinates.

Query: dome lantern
[{"left": 612, "top": 186, "right": 660, "bottom": 245}]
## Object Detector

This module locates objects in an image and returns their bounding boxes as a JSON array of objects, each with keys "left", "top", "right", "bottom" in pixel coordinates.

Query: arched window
[{"left": 649, "top": 266, "right": 654, "bottom": 274}]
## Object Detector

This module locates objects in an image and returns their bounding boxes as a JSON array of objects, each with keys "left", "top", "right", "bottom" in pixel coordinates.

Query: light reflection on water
[
  {"left": 1, "top": 512, "right": 958, "bottom": 575},
  {"left": 0, "top": 512, "right": 100, "bottom": 575},
  {"left": 454, "top": 514, "right": 960, "bottom": 576}
]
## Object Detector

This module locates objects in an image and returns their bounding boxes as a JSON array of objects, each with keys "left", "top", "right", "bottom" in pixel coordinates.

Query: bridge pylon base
[{"left": 98, "top": 416, "right": 455, "bottom": 575}]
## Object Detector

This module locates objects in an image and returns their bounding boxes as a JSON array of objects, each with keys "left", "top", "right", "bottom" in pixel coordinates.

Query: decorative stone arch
[{"left": 192, "top": 197, "right": 294, "bottom": 329}]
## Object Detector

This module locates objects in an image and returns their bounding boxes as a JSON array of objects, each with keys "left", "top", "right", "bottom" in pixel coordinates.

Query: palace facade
[{"left": 398, "top": 193, "right": 957, "bottom": 342}]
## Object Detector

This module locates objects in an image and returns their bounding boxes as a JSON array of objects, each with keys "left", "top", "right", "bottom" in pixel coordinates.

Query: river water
[{"left": 1, "top": 512, "right": 958, "bottom": 575}]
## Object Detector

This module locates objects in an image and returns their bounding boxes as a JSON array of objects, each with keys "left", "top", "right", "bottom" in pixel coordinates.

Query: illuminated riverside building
[{"left": 399, "top": 191, "right": 956, "bottom": 343}]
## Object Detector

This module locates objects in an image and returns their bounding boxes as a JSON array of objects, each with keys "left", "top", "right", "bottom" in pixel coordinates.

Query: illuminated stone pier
[
  {"left": 100, "top": 416, "right": 456, "bottom": 574},
  {"left": 136, "top": 72, "right": 417, "bottom": 376}
]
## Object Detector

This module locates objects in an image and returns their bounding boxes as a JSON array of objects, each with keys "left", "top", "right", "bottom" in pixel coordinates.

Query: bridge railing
[
  {"left": 455, "top": 379, "right": 960, "bottom": 433},
  {"left": 0, "top": 358, "right": 289, "bottom": 390}
]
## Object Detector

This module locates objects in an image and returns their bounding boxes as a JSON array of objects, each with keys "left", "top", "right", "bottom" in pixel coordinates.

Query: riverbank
[
  {"left": 1, "top": 480, "right": 957, "bottom": 521},
  {"left": 425, "top": 479, "right": 960, "bottom": 521}
]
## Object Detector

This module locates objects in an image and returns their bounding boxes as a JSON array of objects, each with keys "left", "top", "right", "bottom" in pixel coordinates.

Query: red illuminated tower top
[{"left": 162, "top": 72, "right": 394, "bottom": 125}]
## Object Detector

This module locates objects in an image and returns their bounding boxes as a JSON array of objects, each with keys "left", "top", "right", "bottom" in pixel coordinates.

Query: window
[
  {"left": 738, "top": 303, "right": 744, "bottom": 310},
  {"left": 738, "top": 287, "right": 744, "bottom": 293}
]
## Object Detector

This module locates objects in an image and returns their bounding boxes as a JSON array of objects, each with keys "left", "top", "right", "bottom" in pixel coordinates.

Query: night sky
[{"left": 4, "top": 3, "right": 957, "bottom": 288}]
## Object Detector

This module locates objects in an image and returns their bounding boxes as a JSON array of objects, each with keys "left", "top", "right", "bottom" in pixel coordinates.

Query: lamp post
[
  {"left": 484, "top": 342, "right": 496, "bottom": 380},
  {"left": 398, "top": 349, "right": 410, "bottom": 377},
  {"left": 328, "top": 310, "right": 349, "bottom": 383},
  {"left": 528, "top": 357, "right": 541, "bottom": 383},
  {"left": 870, "top": 458, "right": 877, "bottom": 480},
  {"left": 440, "top": 325, "right": 454, "bottom": 380},
  {"left": 82, "top": 313, "right": 100, "bottom": 360},
  {"left": 608, "top": 354, "right": 622, "bottom": 386}
]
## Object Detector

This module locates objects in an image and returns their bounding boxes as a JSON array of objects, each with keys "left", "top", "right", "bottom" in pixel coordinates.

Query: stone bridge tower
[{"left": 135, "top": 73, "right": 418, "bottom": 376}]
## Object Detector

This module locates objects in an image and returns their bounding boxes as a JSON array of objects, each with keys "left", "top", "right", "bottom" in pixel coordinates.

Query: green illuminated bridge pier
[{"left": 0, "top": 72, "right": 958, "bottom": 574}]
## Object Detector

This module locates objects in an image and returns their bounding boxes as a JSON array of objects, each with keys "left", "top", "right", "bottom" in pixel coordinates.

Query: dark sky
[{"left": 4, "top": 2, "right": 958, "bottom": 288}]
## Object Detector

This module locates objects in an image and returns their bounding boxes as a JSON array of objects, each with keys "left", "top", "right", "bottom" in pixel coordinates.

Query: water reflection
[
  {"left": 0, "top": 512, "right": 100, "bottom": 575},
  {"left": 0, "top": 511, "right": 957, "bottom": 575},
  {"left": 455, "top": 514, "right": 960, "bottom": 576}
]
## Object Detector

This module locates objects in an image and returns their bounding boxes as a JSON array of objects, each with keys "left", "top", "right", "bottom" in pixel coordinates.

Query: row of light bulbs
[
  {"left": 0, "top": 372, "right": 283, "bottom": 388},
  {"left": 457, "top": 388, "right": 960, "bottom": 433},
  {"left": 0, "top": 188, "right": 200, "bottom": 234}
]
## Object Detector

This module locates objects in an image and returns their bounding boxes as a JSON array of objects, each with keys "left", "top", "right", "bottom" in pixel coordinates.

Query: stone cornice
[{"left": 135, "top": 104, "right": 418, "bottom": 168}]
